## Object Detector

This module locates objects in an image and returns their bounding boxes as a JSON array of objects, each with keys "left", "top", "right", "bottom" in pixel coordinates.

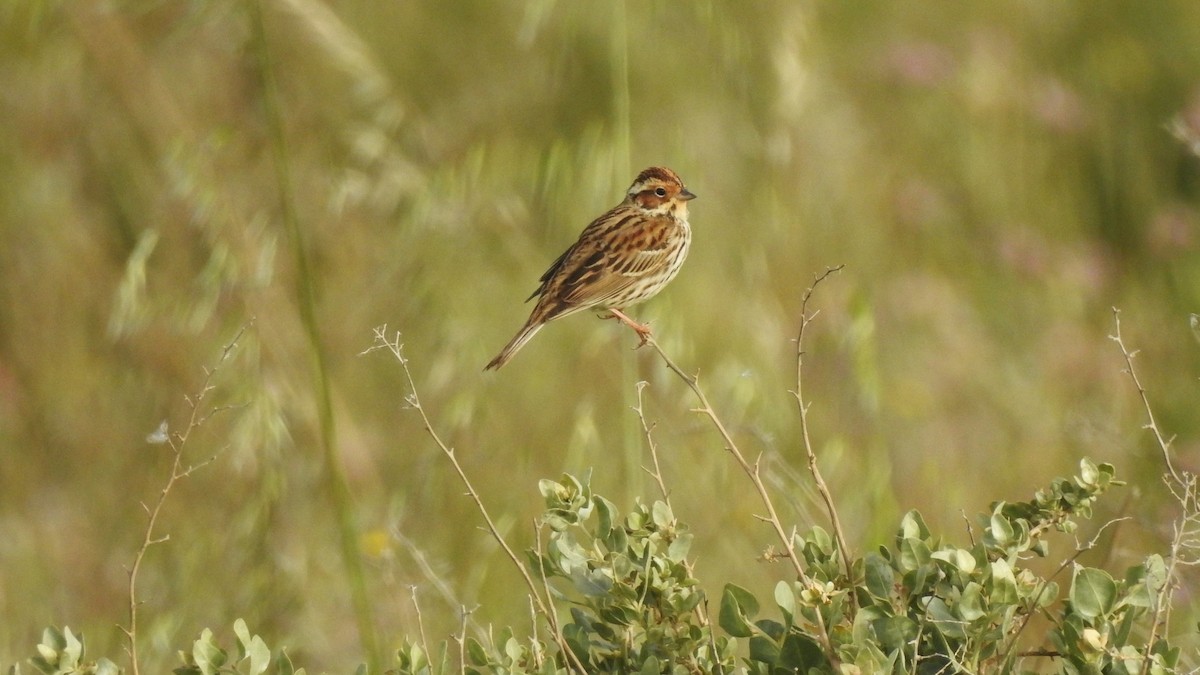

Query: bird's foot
[{"left": 607, "top": 308, "right": 653, "bottom": 348}]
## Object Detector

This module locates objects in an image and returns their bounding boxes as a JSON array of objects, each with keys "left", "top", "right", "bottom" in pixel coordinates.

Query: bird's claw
[{"left": 631, "top": 325, "right": 652, "bottom": 349}]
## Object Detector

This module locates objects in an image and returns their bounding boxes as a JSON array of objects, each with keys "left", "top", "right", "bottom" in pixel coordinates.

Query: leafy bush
[
  {"left": 13, "top": 312, "right": 1196, "bottom": 674},
  {"left": 388, "top": 458, "right": 1178, "bottom": 674}
]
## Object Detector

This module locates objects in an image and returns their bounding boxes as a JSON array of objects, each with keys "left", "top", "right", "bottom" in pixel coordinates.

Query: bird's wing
[{"left": 558, "top": 218, "right": 676, "bottom": 307}]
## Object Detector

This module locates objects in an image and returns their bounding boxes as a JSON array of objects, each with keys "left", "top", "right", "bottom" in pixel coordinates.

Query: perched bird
[{"left": 485, "top": 166, "right": 696, "bottom": 370}]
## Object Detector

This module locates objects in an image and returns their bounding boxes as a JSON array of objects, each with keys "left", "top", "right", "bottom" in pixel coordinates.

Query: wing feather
[{"left": 559, "top": 218, "right": 676, "bottom": 306}]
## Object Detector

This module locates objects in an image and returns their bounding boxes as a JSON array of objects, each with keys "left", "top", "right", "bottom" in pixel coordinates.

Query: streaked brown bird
[{"left": 485, "top": 166, "right": 696, "bottom": 370}]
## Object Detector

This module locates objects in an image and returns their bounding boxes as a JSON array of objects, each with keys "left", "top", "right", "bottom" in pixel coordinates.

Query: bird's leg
[{"left": 607, "top": 308, "right": 653, "bottom": 347}]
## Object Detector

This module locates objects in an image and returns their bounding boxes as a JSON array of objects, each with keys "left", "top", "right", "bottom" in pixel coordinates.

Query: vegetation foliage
[
  {"left": 4, "top": 1, "right": 1200, "bottom": 674},
  {"left": 12, "top": 290, "right": 1200, "bottom": 673}
]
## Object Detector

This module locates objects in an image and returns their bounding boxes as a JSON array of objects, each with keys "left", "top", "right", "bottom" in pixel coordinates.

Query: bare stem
[
  {"left": 409, "top": 586, "right": 431, "bottom": 667},
  {"left": 632, "top": 381, "right": 672, "bottom": 507},
  {"left": 790, "top": 265, "right": 853, "bottom": 588},
  {"left": 1109, "top": 308, "right": 1200, "bottom": 675},
  {"left": 1109, "top": 308, "right": 1182, "bottom": 484},
  {"left": 364, "top": 326, "right": 587, "bottom": 673},
  {"left": 642, "top": 334, "right": 837, "bottom": 663},
  {"left": 455, "top": 605, "right": 470, "bottom": 675},
  {"left": 120, "top": 324, "right": 247, "bottom": 675}
]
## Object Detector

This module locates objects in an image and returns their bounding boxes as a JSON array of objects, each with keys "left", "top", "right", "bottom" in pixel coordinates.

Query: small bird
[{"left": 485, "top": 166, "right": 696, "bottom": 370}]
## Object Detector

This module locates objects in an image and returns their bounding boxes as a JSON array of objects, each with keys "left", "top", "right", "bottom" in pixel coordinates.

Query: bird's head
[{"left": 627, "top": 166, "right": 696, "bottom": 217}]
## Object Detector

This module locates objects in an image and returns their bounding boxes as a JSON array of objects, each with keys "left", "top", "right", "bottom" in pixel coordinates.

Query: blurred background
[{"left": 2, "top": 0, "right": 1200, "bottom": 670}]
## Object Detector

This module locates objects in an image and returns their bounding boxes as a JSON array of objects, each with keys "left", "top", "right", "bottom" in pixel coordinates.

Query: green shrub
[{"left": 14, "top": 315, "right": 1196, "bottom": 674}]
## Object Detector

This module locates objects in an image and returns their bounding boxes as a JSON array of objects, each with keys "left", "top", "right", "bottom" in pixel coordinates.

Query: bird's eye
[{"left": 654, "top": 187, "right": 667, "bottom": 197}]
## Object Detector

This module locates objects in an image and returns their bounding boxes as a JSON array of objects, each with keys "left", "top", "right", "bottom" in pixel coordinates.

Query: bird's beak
[{"left": 678, "top": 188, "right": 697, "bottom": 201}]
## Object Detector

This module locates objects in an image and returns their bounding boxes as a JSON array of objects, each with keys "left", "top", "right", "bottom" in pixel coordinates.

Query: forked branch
[
  {"left": 643, "top": 332, "right": 837, "bottom": 661},
  {"left": 120, "top": 323, "right": 247, "bottom": 675},
  {"left": 1109, "top": 308, "right": 1199, "bottom": 675},
  {"left": 1109, "top": 308, "right": 1182, "bottom": 484},
  {"left": 790, "top": 266, "right": 853, "bottom": 586},
  {"left": 363, "top": 327, "right": 586, "bottom": 674}
]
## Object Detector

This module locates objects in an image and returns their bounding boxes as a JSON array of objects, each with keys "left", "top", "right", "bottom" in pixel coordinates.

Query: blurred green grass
[{"left": 2, "top": 0, "right": 1200, "bottom": 670}]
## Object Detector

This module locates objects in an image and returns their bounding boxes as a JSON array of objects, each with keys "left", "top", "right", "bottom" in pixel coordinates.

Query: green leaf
[
  {"left": 755, "top": 618, "right": 786, "bottom": 641},
  {"left": 874, "top": 615, "right": 917, "bottom": 652},
  {"left": 1144, "top": 554, "right": 1168, "bottom": 593},
  {"left": 562, "top": 624, "right": 589, "bottom": 665},
  {"left": 748, "top": 635, "right": 780, "bottom": 664},
  {"left": 897, "top": 537, "right": 931, "bottom": 572},
  {"left": 864, "top": 554, "right": 894, "bottom": 600},
  {"left": 774, "top": 580, "right": 795, "bottom": 624},
  {"left": 651, "top": 500, "right": 673, "bottom": 528},
  {"left": 1079, "top": 458, "right": 1100, "bottom": 487},
  {"left": 570, "top": 567, "right": 613, "bottom": 596},
  {"left": 595, "top": 495, "right": 616, "bottom": 537},
  {"left": 897, "top": 510, "right": 929, "bottom": 541},
  {"left": 1121, "top": 564, "right": 1155, "bottom": 609},
  {"left": 1117, "top": 645, "right": 1144, "bottom": 674},
  {"left": 931, "top": 548, "right": 976, "bottom": 574},
  {"left": 1031, "top": 539, "right": 1049, "bottom": 557},
  {"left": 1114, "top": 597, "right": 1139, "bottom": 647},
  {"left": 852, "top": 605, "right": 884, "bottom": 643},
  {"left": 233, "top": 618, "right": 252, "bottom": 660},
  {"left": 94, "top": 659, "right": 120, "bottom": 675},
  {"left": 989, "top": 507, "right": 1015, "bottom": 547},
  {"left": 808, "top": 526, "right": 833, "bottom": 556},
  {"left": 42, "top": 627, "right": 66, "bottom": 653},
  {"left": 504, "top": 637, "right": 523, "bottom": 663},
  {"left": 779, "top": 633, "right": 825, "bottom": 670},
  {"left": 989, "top": 559, "right": 1019, "bottom": 605},
  {"left": 903, "top": 563, "right": 936, "bottom": 597},
  {"left": 923, "top": 597, "right": 965, "bottom": 639},
  {"left": 61, "top": 627, "right": 83, "bottom": 667},
  {"left": 192, "top": 629, "right": 227, "bottom": 675},
  {"left": 605, "top": 521, "right": 629, "bottom": 554},
  {"left": 667, "top": 533, "right": 692, "bottom": 562},
  {"left": 561, "top": 472, "right": 584, "bottom": 497},
  {"left": 1071, "top": 566, "right": 1118, "bottom": 620},
  {"left": 850, "top": 639, "right": 897, "bottom": 673},
  {"left": 32, "top": 644, "right": 56, "bottom": 673},
  {"left": 247, "top": 636, "right": 270, "bottom": 675},
  {"left": 719, "top": 584, "right": 758, "bottom": 637},
  {"left": 465, "top": 637, "right": 489, "bottom": 665},
  {"left": 957, "top": 582, "right": 986, "bottom": 621},
  {"left": 1036, "top": 580, "right": 1060, "bottom": 607},
  {"left": 537, "top": 479, "right": 564, "bottom": 501}
]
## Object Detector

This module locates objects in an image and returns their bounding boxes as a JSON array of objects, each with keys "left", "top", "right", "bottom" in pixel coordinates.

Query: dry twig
[
  {"left": 632, "top": 381, "right": 672, "bottom": 507},
  {"left": 1110, "top": 308, "right": 1200, "bottom": 675},
  {"left": 790, "top": 265, "right": 853, "bottom": 585},
  {"left": 120, "top": 324, "right": 247, "bottom": 675},
  {"left": 642, "top": 331, "right": 837, "bottom": 662},
  {"left": 363, "top": 326, "right": 587, "bottom": 673}
]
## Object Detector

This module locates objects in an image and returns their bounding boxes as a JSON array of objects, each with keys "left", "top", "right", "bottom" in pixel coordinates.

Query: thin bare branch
[
  {"left": 642, "top": 332, "right": 837, "bottom": 663},
  {"left": 1109, "top": 308, "right": 1200, "bottom": 675},
  {"left": 632, "top": 381, "right": 672, "bottom": 507},
  {"left": 790, "top": 265, "right": 853, "bottom": 588},
  {"left": 120, "top": 322, "right": 248, "bottom": 675},
  {"left": 409, "top": 586, "right": 431, "bottom": 665},
  {"left": 366, "top": 326, "right": 586, "bottom": 673},
  {"left": 1109, "top": 308, "right": 1182, "bottom": 484}
]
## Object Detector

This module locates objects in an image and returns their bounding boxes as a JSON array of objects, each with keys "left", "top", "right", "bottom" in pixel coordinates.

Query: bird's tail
[{"left": 484, "top": 322, "right": 544, "bottom": 371}]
